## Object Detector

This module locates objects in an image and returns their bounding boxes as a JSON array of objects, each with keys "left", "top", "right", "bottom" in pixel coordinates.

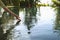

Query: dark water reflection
[
  {"left": 25, "top": 7, "right": 37, "bottom": 31},
  {"left": 0, "top": 6, "right": 60, "bottom": 40}
]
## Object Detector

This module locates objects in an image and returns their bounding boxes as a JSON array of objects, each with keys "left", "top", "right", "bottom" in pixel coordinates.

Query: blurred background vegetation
[{"left": 1, "top": 0, "right": 60, "bottom": 7}]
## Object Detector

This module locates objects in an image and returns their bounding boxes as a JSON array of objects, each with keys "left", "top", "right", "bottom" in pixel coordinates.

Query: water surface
[{"left": 0, "top": 6, "right": 60, "bottom": 40}]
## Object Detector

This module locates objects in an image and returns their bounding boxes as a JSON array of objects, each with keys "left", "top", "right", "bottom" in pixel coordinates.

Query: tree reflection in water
[
  {"left": 24, "top": 6, "right": 37, "bottom": 34},
  {"left": 0, "top": 7, "right": 20, "bottom": 40},
  {"left": 54, "top": 7, "right": 60, "bottom": 30},
  {"left": 54, "top": 7, "right": 60, "bottom": 37}
]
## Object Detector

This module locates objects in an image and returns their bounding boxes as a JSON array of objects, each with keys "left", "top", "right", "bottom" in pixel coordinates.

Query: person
[{"left": 0, "top": 0, "right": 21, "bottom": 21}]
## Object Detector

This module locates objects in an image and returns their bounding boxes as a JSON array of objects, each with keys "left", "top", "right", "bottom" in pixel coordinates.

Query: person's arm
[{"left": 0, "top": 0, "right": 21, "bottom": 21}]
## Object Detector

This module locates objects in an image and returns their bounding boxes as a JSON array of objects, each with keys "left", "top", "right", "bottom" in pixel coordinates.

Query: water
[{"left": 0, "top": 6, "right": 60, "bottom": 40}]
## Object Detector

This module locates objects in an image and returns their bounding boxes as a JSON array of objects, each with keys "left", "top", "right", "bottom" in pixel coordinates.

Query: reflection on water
[
  {"left": 0, "top": 7, "right": 20, "bottom": 40},
  {"left": 0, "top": 6, "right": 60, "bottom": 40},
  {"left": 30, "top": 7, "right": 57, "bottom": 40},
  {"left": 53, "top": 7, "right": 60, "bottom": 37},
  {"left": 55, "top": 7, "right": 60, "bottom": 29},
  {"left": 25, "top": 7, "right": 37, "bottom": 31}
]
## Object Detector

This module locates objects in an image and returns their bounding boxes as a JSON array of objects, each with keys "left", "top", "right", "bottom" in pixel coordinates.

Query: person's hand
[
  {"left": 16, "top": 16, "right": 21, "bottom": 21},
  {"left": 3, "top": 7, "right": 21, "bottom": 21}
]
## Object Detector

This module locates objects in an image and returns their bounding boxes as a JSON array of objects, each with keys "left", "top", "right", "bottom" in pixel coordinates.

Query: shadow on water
[
  {"left": 0, "top": 7, "right": 20, "bottom": 40},
  {"left": 24, "top": 6, "right": 37, "bottom": 34}
]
